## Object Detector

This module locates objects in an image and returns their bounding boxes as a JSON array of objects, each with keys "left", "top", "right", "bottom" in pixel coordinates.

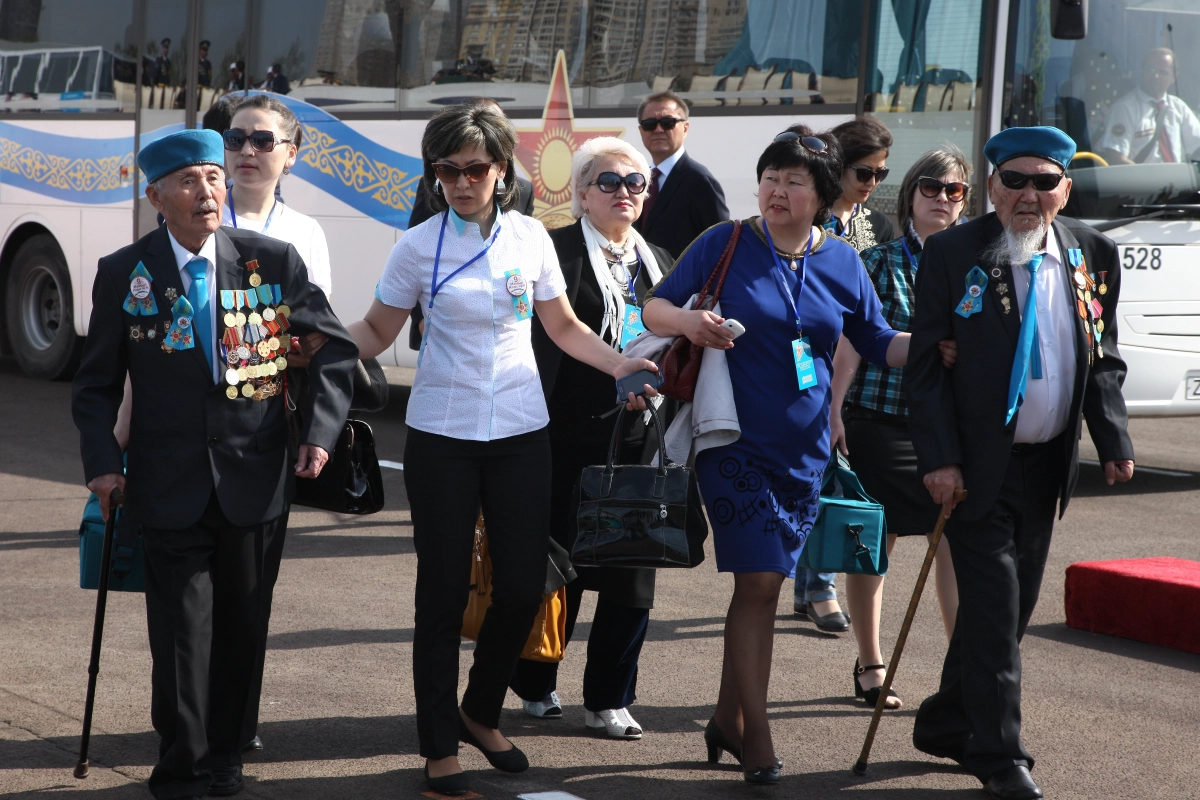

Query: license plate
[{"left": 1187, "top": 375, "right": 1200, "bottom": 400}]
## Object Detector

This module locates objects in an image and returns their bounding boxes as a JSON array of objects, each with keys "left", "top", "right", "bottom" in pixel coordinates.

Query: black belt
[{"left": 1011, "top": 440, "right": 1054, "bottom": 456}]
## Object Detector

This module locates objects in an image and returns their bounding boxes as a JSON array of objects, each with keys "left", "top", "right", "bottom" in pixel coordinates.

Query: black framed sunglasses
[
  {"left": 850, "top": 165, "right": 890, "bottom": 184},
  {"left": 917, "top": 176, "right": 968, "bottom": 202},
  {"left": 638, "top": 116, "right": 682, "bottom": 132},
  {"left": 222, "top": 129, "right": 292, "bottom": 152},
  {"left": 432, "top": 161, "right": 496, "bottom": 183},
  {"left": 588, "top": 171, "right": 647, "bottom": 194},
  {"left": 997, "top": 170, "right": 1066, "bottom": 191},
  {"left": 773, "top": 130, "right": 830, "bottom": 155}
]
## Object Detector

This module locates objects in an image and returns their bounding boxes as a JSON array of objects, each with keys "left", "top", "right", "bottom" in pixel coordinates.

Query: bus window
[
  {"left": 1005, "top": 0, "right": 1200, "bottom": 222},
  {"left": 865, "top": 0, "right": 989, "bottom": 218}
]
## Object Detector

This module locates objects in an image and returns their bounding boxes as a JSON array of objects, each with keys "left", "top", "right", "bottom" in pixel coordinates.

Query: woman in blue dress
[{"left": 642, "top": 127, "right": 909, "bottom": 784}]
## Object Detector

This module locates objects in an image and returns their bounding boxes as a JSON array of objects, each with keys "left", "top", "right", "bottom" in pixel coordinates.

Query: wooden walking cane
[
  {"left": 852, "top": 488, "right": 966, "bottom": 776},
  {"left": 75, "top": 487, "right": 124, "bottom": 780}
]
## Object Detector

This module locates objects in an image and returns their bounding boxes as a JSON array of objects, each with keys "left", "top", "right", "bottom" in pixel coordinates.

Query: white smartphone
[{"left": 721, "top": 319, "right": 746, "bottom": 339}]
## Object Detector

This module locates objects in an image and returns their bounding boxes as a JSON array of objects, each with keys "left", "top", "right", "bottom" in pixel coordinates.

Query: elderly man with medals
[
  {"left": 905, "top": 126, "right": 1134, "bottom": 800},
  {"left": 72, "top": 130, "right": 357, "bottom": 799}
]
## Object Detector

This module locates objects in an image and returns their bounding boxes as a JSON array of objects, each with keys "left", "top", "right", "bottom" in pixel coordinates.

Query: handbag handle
[
  {"left": 601, "top": 401, "right": 669, "bottom": 498},
  {"left": 691, "top": 221, "right": 742, "bottom": 312}
]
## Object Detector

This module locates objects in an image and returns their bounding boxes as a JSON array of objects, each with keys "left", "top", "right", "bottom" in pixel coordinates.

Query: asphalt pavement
[{"left": 2, "top": 359, "right": 1199, "bottom": 799}]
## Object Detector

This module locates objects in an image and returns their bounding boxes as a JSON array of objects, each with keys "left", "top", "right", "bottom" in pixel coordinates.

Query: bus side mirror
[{"left": 1051, "top": 0, "right": 1087, "bottom": 40}]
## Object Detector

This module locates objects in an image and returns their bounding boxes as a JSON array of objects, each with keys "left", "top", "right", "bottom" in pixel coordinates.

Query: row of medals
[
  {"left": 1072, "top": 265, "right": 1106, "bottom": 361},
  {"left": 221, "top": 300, "right": 292, "bottom": 401}
]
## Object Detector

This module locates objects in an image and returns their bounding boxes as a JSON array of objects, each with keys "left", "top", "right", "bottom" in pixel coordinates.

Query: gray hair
[
  {"left": 896, "top": 145, "right": 972, "bottom": 233},
  {"left": 570, "top": 136, "right": 650, "bottom": 218}
]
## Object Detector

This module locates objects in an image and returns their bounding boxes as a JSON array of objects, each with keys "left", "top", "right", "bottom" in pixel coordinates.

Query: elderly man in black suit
[
  {"left": 632, "top": 90, "right": 729, "bottom": 258},
  {"left": 905, "top": 126, "right": 1134, "bottom": 800},
  {"left": 72, "top": 130, "right": 357, "bottom": 799}
]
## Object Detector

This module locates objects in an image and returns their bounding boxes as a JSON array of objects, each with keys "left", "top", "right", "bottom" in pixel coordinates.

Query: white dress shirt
[
  {"left": 1095, "top": 87, "right": 1200, "bottom": 163},
  {"left": 1010, "top": 225, "right": 1077, "bottom": 443},
  {"left": 653, "top": 146, "right": 685, "bottom": 188},
  {"left": 222, "top": 201, "right": 333, "bottom": 297},
  {"left": 167, "top": 228, "right": 219, "bottom": 384},
  {"left": 376, "top": 207, "right": 566, "bottom": 442}
]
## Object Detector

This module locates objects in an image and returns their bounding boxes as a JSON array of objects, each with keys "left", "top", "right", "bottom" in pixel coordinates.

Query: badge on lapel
[
  {"left": 955, "top": 266, "right": 988, "bottom": 318},
  {"left": 164, "top": 296, "right": 196, "bottom": 351},
  {"left": 123, "top": 262, "right": 159, "bottom": 316}
]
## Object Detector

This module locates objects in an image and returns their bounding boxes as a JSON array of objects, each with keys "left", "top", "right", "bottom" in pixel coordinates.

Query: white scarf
[{"left": 580, "top": 214, "right": 663, "bottom": 349}]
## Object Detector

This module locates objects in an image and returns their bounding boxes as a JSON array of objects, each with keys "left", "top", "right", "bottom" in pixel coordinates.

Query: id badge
[
  {"left": 792, "top": 337, "right": 817, "bottom": 391},
  {"left": 619, "top": 305, "right": 646, "bottom": 350}
]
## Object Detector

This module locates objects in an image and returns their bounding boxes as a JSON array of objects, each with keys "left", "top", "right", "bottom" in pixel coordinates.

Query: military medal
[
  {"left": 129, "top": 325, "right": 144, "bottom": 342},
  {"left": 262, "top": 307, "right": 276, "bottom": 322},
  {"left": 163, "top": 287, "right": 178, "bottom": 303},
  {"left": 225, "top": 368, "right": 239, "bottom": 386},
  {"left": 1001, "top": 297, "right": 1012, "bottom": 314},
  {"left": 226, "top": 386, "right": 238, "bottom": 399},
  {"left": 990, "top": 267, "right": 1003, "bottom": 279},
  {"left": 242, "top": 383, "right": 255, "bottom": 398},
  {"left": 1073, "top": 272, "right": 1086, "bottom": 288},
  {"left": 955, "top": 266, "right": 988, "bottom": 318},
  {"left": 506, "top": 274, "right": 527, "bottom": 296},
  {"left": 246, "top": 258, "right": 262, "bottom": 287},
  {"left": 123, "top": 263, "right": 159, "bottom": 316}
]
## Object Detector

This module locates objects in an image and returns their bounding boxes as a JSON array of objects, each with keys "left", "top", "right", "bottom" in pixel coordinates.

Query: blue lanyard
[
  {"left": 762, "top": 221, "right": 813, "bottom": 337},
  {"left": 622, "top": 255, "right": 643, "bottom": 301},
  {"left": 900, "top": 236, "right": 919, "bottom": 271},
  {"left": 228, "top": 194, "right": 279, "bottom": 234},
  {"left": 429, "top": 209, "right": 502, "bottom": 308}
]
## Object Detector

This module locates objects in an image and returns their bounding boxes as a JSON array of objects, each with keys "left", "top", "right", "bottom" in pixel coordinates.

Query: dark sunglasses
[
  {"left": 997, "top": 170, "right": 1066, "bottom": 191},
  {"left": 432, "top": 161, "right": 495, "bottom": 183},
  {"left": 588, "top": 171, "right": 647, "bottom": 194},
  {"left": 222, "top": 129, "right": 292, "bottom": 152},
  {"left": 850, "top": 165, "right": 890, "bottom": 184},
  {"left": 917, "top": 176, "right": 968, "bottom": 202},
  {"left": 638, "top": 116, "right": 682, "bottom": 132},
  {"left": 773, "top": 130, "right": 830, "bottom": 155}
]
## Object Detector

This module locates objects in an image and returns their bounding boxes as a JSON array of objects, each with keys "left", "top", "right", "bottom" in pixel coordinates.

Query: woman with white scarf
[{"left": 513, "top": 137, "right": 674, "bottom": 740}]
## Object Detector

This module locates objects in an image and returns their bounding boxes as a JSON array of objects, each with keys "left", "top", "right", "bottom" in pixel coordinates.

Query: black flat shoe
[
  {"left": 458, "top": 715, "right": 529, "bottom": 773},
  {"left": 744, "top": 761, "right": 782, "bottom": 785},
  {"left": 985, "top": 765, "right": 1042, "bottom": 800},
  {"left": 241, "top": 736, "right": 262, "bottom": 753},
  {"left": 704, "top": 717, "right": 742, "bottom": 765},
  {"left": 424, "top": 764, "right": 470, "bottom": 796},
  {"left": 808, "top": 607, "right": 850, "bottom": 632},
  {"left": 207, "top": 765, "right": 243, "bottom": 796},
  {"left": 793, "top": 600, "right": 807, "bottom": 617},
  {"left": 854, "top": 659, "right": 900, "bottom": 708}
]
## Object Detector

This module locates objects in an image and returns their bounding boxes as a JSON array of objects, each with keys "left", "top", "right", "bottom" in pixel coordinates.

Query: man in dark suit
[
  {"left": 72, "top": 130, "right": 357, "bottom": 799},
  {"left": 906, "top": 127, "right": 1134, "bottom": 800},
  {"left": 632, "top": 91, "right": 728, "bottom": 258}
]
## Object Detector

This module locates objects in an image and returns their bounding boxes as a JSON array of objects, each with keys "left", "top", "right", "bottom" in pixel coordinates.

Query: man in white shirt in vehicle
[{"left": 1095, "top": 48, "right": 1200, "bottom": 165}]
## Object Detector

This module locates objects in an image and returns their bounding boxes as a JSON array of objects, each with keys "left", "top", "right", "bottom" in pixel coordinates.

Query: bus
[{"left": 2, "top": 0, "right": 1197, "bottom": 415}]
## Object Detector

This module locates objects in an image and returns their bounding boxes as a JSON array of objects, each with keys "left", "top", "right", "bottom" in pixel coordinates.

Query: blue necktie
[
  {"left": 185, "top": 257, "right": 214, "bottom": 375},
  {"left": 1006, "top": 253, "right": 1044, "bottom": 424}
]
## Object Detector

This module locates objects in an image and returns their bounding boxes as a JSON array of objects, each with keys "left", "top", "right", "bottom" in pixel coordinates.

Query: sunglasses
[
  {"left": 432, "top": 161, "right": 496, "bottom": 183},
  {"left": 772, "top": 131, "right": 830, "bottom": 155},
  {"left": 917, "top": 176, "right": 968, "bottom": 202},
  {"left": 588, "top": 171, "right": 647, "bottom": 194},
  {"left": 222, "top": 129, "right": 292, "bottom": 153},
  {"left": 638, "top": 116, "right": 682, "bottom": 131},
  {"left": 997, "top": 170, "right": 1067, "bottom": 191},
  {"left": 850, "top": 165, "right": 890, "bottom": 184}
]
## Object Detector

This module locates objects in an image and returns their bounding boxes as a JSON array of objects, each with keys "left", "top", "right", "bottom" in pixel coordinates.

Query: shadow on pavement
[
  {"left": 282, "top": 530, "right": 415, "bottom": 559},
  {"left": 1072, "top": 461, "right": 1198, "bottom": 497},
  {"left": 267, "top": 627, "right": 415, "bottom": 649},
  {"left": 1024, "top": 622, "right": 1200, "bottom": 673},
  {"left": 0, "top": 530, "right": 78, "bottom": 551}
]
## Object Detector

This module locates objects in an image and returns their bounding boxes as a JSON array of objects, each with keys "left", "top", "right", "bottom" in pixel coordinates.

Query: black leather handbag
[
  {"left": 571, "top": 403, "right": 709, "bottom": 569},
  {"left": 293, "top": 418, "right": 385, "bottom": 515}
]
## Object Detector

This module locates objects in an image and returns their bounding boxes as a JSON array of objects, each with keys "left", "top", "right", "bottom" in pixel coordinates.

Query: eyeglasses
[
  {"left": 432, "top": 161, "right": 496, "bottom": 183},
  {"left": 917, "top": 176, "right": 968, "bottom": 202},
  {"left": 850, "top": 165, "right": 890, "bottom": 184},
  {"left": 638, "top": 116, "right": 682, "bottom": 132},
  {"left": 587, "top": 171, "right": 648, "bottom": 194},
  {"left": 772, "top": 131, "right": 830, "bottom": 156},
  {"left": 222, "top": 129, "right": 292, "bottom": 153},
  {"left": 997, "top": 170, "right": 1066, "bottom": 191}
]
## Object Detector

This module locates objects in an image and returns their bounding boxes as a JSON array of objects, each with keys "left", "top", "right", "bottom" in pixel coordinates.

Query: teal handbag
[{"left": 797, "top": 454, "right": 888, "bottom": 576}]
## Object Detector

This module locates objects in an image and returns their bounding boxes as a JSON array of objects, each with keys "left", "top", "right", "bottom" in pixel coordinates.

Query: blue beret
[
  {"left": 137, "top": 129, "right": 225, "bottom": 184},
  {"left": 983, "top": 126, "right": 1077, "bottom": 169}
]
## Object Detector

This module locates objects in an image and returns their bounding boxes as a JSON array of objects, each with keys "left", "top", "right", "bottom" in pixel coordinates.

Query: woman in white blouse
[{"left": 348, "top": 103, "right": 658, "bottom": 797}]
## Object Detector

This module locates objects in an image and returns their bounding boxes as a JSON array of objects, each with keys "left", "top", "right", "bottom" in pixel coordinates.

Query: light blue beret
[
  {"left": 983, "top": 126, "right": 1077, "bottom": 169},
  {"left": 137, "top": 129, "right": 225, "bottom": 184}
]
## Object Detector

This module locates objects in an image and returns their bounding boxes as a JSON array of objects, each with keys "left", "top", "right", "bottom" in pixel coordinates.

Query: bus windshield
[{"left": 1005, "top": 0, "right": 1200, "bottom": 221}]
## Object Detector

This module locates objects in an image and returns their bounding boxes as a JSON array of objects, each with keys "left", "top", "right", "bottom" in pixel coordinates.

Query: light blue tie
[
  {"left": 1006, "top": 253, "right": 1044, "bottom": 424},
  {"left": 185, "top": 257, "right": 214, "bottom": 374}
]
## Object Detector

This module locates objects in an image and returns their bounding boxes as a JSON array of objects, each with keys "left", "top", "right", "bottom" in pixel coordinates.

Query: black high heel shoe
[
  {"left": 854, "top": 658, "right": 900, "bottom": 709},
  {"left": 458, "top": 714, "right": 529, "bottom": 773},
  {"left": 424, "top": 763, "right": 469, "bottom": 796},
  {"left": 704, "top": 718, "right": 742, "bottom": 765},
  {"left": 744, "top": 761, "right": 782, "bottom": 785}
]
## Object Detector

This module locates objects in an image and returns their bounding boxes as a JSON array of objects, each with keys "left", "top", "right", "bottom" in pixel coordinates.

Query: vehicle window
[{"left": 1005, "top": 0, "right": 1200, "bottom": 221}]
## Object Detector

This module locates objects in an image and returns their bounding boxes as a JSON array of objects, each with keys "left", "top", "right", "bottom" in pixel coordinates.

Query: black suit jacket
[
  {"left": 634, "top": 151, "right": 729, "bottom": 259},
  {"left": 905, "top": 213, "right": 1134, "bottom": 521},
  {"left": 72, "top": 225, "right": 358, "bottom": 529}
]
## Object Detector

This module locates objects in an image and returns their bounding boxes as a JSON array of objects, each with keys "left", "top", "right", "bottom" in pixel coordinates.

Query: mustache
[{"left": 195, "top": 199, "right": 220, "bottom": 214}]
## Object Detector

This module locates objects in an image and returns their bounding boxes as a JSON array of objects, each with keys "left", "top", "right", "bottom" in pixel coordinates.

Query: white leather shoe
[
  {"left": 522, "top": 690, "right": 562, "bottom": 719},
  {"left": 585, "top": 707, "right": 643, "bottom": 739}
]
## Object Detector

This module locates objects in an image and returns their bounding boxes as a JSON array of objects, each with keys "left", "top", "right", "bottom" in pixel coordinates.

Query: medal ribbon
[
  {"left": 123, "top": 262, "right": 159, "bottom": 316},
  {"left": 165, "top": 296, "right": 196, "bottom": 350}
]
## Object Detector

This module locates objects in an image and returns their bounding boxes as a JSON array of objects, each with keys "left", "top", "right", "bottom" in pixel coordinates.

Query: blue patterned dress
[{"left": 649, "top": 219, "right": 896, "bottom": 575}]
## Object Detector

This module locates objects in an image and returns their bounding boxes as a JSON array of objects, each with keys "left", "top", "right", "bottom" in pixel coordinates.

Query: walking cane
[
  {"left": 852, "top": 487, "right": 966, "bottom": 776},
  {"left": 74, "top": 487, "right": 124, "bottom": 780}
]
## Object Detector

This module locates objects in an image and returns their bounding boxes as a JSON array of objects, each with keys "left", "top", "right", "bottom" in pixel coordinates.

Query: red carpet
[{"left": 1065, "top": 557, "right": 1200, "bottom": 655}]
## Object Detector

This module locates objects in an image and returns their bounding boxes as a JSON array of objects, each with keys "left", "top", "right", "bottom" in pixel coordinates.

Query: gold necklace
[{"left": 774, "top": 247, "right": 805, "bottom": 270}]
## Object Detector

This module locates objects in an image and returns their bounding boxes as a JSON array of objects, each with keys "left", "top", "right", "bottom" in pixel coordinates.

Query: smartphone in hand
[
  {"left": 721, "top": 319, "right": 746, "bottom": 339},
  {"left": 615, "top": 368, "right": 664, "bottom": 403}
]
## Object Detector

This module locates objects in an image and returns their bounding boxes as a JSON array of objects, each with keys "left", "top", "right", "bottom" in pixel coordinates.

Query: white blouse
[
  {"left": 376, "top": 207, "right": 566, "bottom": 441},
  {"left": 222, "top": 202, "right": 332, "bottom": 297}
]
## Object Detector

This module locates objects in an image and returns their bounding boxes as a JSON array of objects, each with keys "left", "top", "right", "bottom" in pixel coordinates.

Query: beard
[{"left": 980, "top": 217, "right": 1047, "bottom": 268}]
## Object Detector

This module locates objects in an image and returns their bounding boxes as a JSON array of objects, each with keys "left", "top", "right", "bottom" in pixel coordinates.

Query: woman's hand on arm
[
  {"left": 885, "top": 331, "right": 910, "bottom": 368},
  {"left": 829, "top": 336, "right": 861, "bottom": 456},
  {"left": 641, "top": 297, "right": 735, "bottom": 349},
  {"left": 347, "top": 299, "right": 410, "bottom": 361}
]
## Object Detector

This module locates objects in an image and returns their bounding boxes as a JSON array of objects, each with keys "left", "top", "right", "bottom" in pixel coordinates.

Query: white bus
[{"left": 2, "top": 0, "right": 1197, "bottom": 415}]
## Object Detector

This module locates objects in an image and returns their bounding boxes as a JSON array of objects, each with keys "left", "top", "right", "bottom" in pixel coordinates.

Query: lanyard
[
  {"left": 762, "top": 221, "right": 813, "bottom": 337},
  {"left": 900, "top": 235, "right": 919, "bottom": 271},
  {"left": 619, "top": 255, "right": 642, "bottom": 301},
  {"left": 429, "top": 209, "right": 502, "bottom": 309},
  {"left": 228, "top": 194, "right": 279, "bottom": 234}
]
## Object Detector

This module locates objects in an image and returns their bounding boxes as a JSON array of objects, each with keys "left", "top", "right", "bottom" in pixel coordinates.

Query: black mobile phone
[{"left": 615, "top": 368, "right": 664, "bottom": 403}]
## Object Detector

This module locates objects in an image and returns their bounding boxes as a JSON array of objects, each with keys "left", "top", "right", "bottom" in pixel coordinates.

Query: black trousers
[
  {"left": 239, "top": 509, "right": 289, "bottom": 747},
  {"left": 142, "top": 492, "right": 284, "bottom": 800},
  {"left": 913, "top": 440, "right": 1061, "bottom": 782},
  {"left": 405, "top": 427, "right": 551, "bottom": 759}
]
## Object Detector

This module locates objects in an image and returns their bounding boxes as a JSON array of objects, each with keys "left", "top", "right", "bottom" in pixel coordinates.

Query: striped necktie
[
  {"left": 642, "top": 166, "right": 662, "bottom": 220},
  {"left": 1006, "top": 253, "right": 1044, "bottom": 425},
  {"left": 1153, "top": 100, "right": 1175, "bottom": 163},
  {"left": 184, "top": 257, "right": 213, "bottom": 374}
]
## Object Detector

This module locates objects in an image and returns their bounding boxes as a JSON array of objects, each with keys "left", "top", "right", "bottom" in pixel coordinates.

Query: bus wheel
[{"left": 5, "top": 234, "right": 82, "bottom": 380}]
